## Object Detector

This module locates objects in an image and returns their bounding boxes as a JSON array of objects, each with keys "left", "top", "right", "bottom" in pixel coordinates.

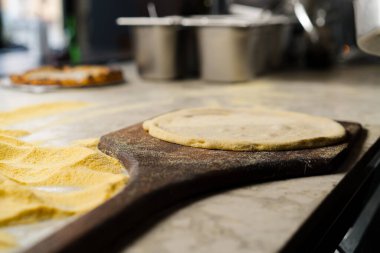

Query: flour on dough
[{"left": 143, "top": 107, "right": 346, "bottom": 151}]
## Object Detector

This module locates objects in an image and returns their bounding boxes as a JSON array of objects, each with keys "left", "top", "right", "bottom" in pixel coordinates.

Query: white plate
[
  {"left": 0, "top": 77, "right": 124, "bottom": 93},
  {"left": 0, "top": 78, "right": 59, "bottom": 93}
]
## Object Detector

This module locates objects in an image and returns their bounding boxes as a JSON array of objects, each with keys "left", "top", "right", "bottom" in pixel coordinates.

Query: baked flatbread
[
  {"left": 143, "top": 107, "right": 346, "bottom": 151},
  {"left": 10, "top": 66, "right": 124, "bottom": 87}
]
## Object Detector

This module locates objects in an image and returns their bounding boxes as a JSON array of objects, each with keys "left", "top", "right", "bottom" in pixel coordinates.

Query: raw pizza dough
[{"left": 142, "top": 107, "right": 346, "bottom": 151}]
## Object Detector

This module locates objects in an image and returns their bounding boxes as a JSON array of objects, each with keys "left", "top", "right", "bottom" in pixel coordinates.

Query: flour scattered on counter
[
  {"left": 0, "top": 129, "right": 30, "bottom": 138},
  {"left": 0, "top": 101, "right": 89, "bottom": 127},
  {"left": 72, "top": 138, "right": 100, "bottom": 149},
  {"left": 0, "top": 231, "right": 16, "bottom": 250},
  {"left": 0, "top": 134, "right": 128, "bottom": 227},
  {"left": 0, "top": 103, "right": 129, "bottom": 250}
]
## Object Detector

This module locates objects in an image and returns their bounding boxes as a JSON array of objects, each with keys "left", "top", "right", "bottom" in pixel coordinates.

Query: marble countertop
[{"left": 1, "top": 63, "right": 380, "bottom": 253}]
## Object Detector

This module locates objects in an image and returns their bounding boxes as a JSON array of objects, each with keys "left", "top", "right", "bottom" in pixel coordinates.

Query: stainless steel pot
[
  {"left": 182, "top": 16, "right": 290, "bottom": 82},
  {"left": 117, "top": 15, "right": 291, "bottom": 82},
  {"left": 117, "top": 17, "right": 182, "bottom": 80},
  {"left": 193, "top": 20, "right": 256, "bottom": 82},
  {"left": 354, "top": 0, "right": 380, "bottom": 56}
]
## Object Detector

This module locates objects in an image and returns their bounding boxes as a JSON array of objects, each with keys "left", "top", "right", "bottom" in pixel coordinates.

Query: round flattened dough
[{"left": 142, "top": 107, "right": 346, "bottom": 151}]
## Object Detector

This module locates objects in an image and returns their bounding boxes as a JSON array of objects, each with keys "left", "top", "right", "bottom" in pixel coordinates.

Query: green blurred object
[{"left": 65, "top": 15, "right": 81, "bottom": 64}]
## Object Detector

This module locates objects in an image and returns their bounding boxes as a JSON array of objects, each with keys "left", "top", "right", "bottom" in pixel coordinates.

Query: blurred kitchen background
[{"left": 0, "top": 0, "right": 378, "bottom": 78}]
